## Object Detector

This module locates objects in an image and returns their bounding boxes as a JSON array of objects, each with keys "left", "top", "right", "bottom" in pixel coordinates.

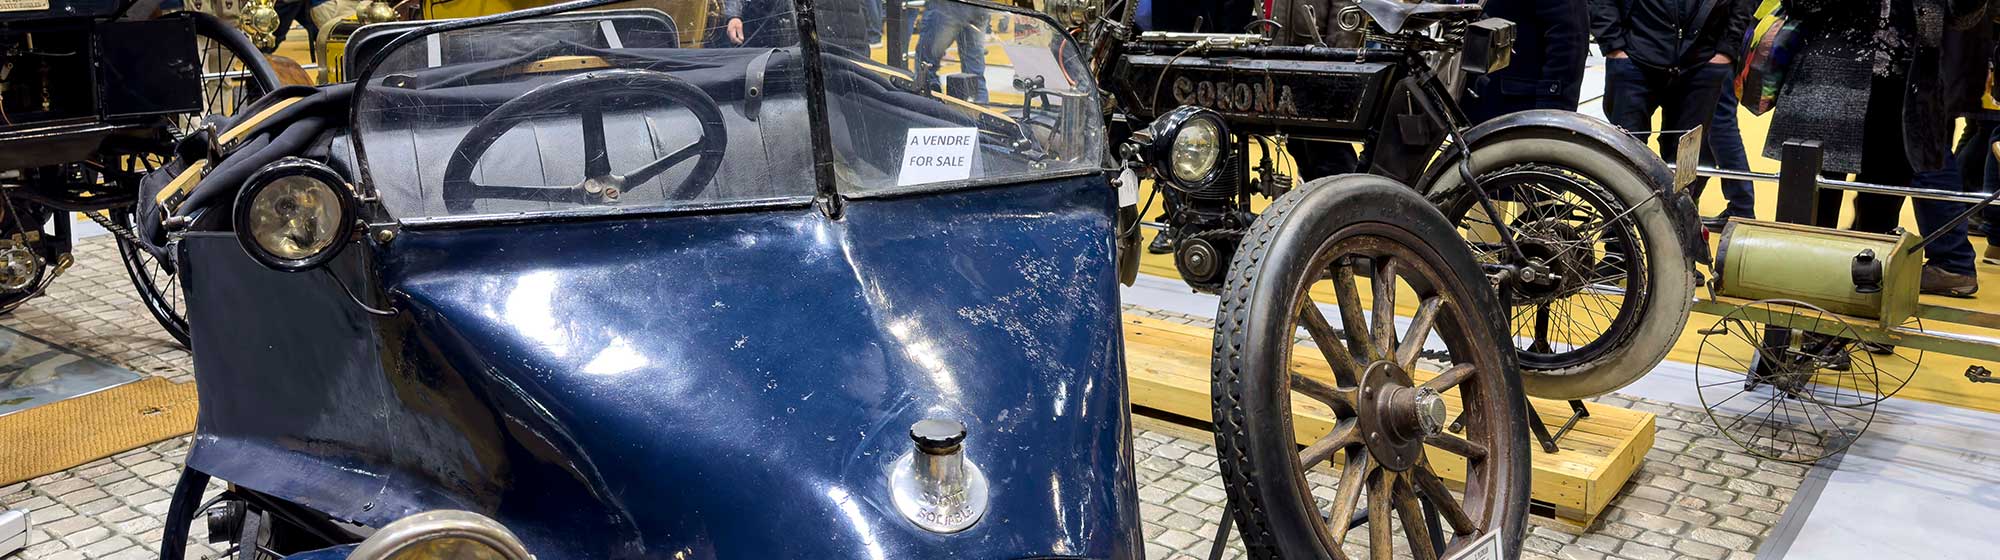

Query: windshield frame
[{"left": 344, "top": 0, "right": 1107, "bottom": 228}]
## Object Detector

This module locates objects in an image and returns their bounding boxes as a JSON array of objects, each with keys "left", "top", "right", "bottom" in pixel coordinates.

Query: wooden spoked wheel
[{"left": 1213, "top": 175, "right": 1529, "bottom": 560}]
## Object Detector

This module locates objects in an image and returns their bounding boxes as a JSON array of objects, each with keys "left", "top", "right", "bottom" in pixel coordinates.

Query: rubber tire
[
  {"left": 1426, "top": 135, "right": 1694, "bottom": 400},
  {"left": 1212, "top": 174, "right": 1530, "bottom": 560}
]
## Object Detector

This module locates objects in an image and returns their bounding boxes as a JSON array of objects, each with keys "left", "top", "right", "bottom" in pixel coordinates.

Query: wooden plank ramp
[{"left": 1122, "top": 313, "right": 1653, "bottom": 531}]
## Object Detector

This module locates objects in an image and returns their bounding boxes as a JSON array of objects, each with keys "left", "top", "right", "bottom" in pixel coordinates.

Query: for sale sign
[
  {"left": 897, "top": 127, "right": 979, "bottom": 187},
  {"left": 0, "top": 0, "right": 50, "bottom": 11}
]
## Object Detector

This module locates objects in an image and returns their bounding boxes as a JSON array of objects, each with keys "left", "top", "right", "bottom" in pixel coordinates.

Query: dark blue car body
[
  {"left": 182, "top": 174, "right": 1142, "bottom": 558},
  {"left": 161, "top": 0, "right": 1142, "bottom": 555}
]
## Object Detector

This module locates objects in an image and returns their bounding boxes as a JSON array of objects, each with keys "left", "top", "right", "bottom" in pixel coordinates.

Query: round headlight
[
  {"left": 349, "top": 510, "right": 532, "bottom": 560},
  {"left": 1169, "top": 118, "right": 1222, "bottom": 184},
  {"left": 234, "top": 158, "right": 355, "bottom": 272}
]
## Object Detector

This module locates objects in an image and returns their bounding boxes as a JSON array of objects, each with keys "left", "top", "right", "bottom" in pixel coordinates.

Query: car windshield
[{"left": 351, "top": 0, "right": 1103, "bottom": 223}]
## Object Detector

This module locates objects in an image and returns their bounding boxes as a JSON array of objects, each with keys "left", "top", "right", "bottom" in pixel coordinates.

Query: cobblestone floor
[{"left": 3, "top": 237, "right": 1807, "bottom": 559}]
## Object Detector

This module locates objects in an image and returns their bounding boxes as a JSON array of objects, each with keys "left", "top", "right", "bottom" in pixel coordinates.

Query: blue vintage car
[
  {"left": 135, "top": 0, "right": 1535, "bottom": 557},
  {"left": 139, "top": 1, "right": 1144, "bottom": 557}
]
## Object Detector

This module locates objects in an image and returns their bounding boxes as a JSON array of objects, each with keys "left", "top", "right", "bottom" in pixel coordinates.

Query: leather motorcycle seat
[{"left": 1357, "top": 0, "right": 1483, "bottom": 34}]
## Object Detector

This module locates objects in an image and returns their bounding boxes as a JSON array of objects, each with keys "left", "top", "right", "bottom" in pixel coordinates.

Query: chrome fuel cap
[{"left": 890, "top": 418, "right": 989, "bottom": 533}]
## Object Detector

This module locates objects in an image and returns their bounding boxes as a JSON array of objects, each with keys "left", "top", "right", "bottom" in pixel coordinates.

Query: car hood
[{"left": 189, "top": 177, "right": 1141, "bottom": 559}]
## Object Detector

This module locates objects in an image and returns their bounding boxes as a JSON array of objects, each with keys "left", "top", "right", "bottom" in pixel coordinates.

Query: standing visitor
[
  {"left": 1766, "top": 0, "right": 1992, "bottom": 295},
  {"left": 1586, "top": 0, "right": 1756, "bottom": 212},
  {"left": 1704, "top": 75, "right": 1758, "bottom": 227},
  {"left": 914, "top": 0, "right": 989, "bottom": 102}
]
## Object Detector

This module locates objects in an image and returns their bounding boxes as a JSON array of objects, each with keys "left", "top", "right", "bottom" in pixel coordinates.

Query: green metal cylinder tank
[{"left": 1712, "top": 219, "right": 1922, "bottom": 326}]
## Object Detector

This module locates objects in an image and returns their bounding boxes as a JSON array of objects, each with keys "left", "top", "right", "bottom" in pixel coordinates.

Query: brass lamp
[
  {"left": 358, "top": 0, "right": 400, "bottom": 25},
  {"left": 242, "top": 0, "right": 283, "bottom": 50}
]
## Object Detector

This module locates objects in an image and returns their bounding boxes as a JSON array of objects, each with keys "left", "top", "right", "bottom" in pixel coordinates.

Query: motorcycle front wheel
[{"left": 1212, "top": 175, "right": 1529, "bottom": 560}]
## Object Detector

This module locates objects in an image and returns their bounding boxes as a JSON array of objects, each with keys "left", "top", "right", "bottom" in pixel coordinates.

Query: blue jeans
[
  {"left": 915, "top": 1, "right": 987, "bottom": 103},
  {"left": 1912, "top": 156, "right": 1978, "bottom": 275},
  {"left": 865, "top": 0, "right": 883, "bottom": 43},
  {"left": 1956, "top": 120, "right": 2000, "bottom": 248},
  {"left": 1709, "top": 84, "right": 1757, "bottom": 219}
]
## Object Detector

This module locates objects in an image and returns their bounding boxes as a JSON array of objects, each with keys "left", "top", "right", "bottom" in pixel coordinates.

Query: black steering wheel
[{"left": 442, "top": 69, "right": 728, "bottom": 213}]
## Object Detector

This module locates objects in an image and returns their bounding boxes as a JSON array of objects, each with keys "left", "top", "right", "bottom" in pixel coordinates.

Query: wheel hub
[
  {"left": 0, "top": 240, "right": 40, "bottom": 292},
  {"left": 1357, "top": 360, "right": 1445, "bottom": 472},
  {"left": 1512, "top": 220, "right": 1596, "bottom": 302}
]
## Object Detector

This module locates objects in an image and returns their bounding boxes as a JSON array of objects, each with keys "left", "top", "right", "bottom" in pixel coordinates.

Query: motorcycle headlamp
[
  {"left": 234, "top": 158, "right": 356, "bottom": 273},
  {"left": 1133, "top": 106, "right": 1229, "bottom": 192},
  {"left": 1170, "top": 118, "right": 1222, "bottom": 184},
  {"left": 349, "top": 510, "right": 532, "bottom": 560}
]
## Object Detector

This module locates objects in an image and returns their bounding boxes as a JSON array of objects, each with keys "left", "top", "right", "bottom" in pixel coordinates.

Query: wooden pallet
[{"left": 1122, "top": 314, "right": 1653, "bottom": 530}]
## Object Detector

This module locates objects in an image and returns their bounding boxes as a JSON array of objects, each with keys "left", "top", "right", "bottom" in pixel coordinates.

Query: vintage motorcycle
[
  {"left": 1086, "top": 0, "right": 1706, "bottom": 402},
  {"left": 135, "top": 0, "right": 1528, "bottom": 558}
]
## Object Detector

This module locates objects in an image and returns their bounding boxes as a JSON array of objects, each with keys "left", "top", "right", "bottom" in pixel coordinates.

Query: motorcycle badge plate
[{"left": 1675, "top": 125, "right": 1704, "bottom": 192}]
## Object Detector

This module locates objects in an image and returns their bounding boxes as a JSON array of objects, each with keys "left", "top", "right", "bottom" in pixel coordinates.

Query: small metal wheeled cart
[{"left": 1686, "top": 140, "right": 2000, "bottom": 463}]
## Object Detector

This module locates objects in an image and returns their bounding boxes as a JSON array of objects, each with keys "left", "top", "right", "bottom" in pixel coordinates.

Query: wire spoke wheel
[
  {"left": 1455, "top": 164, "right": 1648, "bottom": 373},
  {"left": 1695, "top": 299, "right": 1878, "bottom": 463},
  {"left": 1424, "top": 129, "right": 1695, "bottom": 401},
  {"left": 169, "top": 10, "right": 280, "bottom": 138},
  {"left": 190, "top": 32, "right": 262, "bottom": 131},
  {"left": 1836, "top": 316, "right": 1922, "bottom": 407},
  {"left": 1214, "top": 175, "right": 1528, "bottom": 560},
  {"left": 109, "top": 208, "right": 190, "bottom": 347}
]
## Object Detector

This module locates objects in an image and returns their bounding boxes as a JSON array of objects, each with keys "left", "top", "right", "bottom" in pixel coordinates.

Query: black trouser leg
[
  {"left": 1602, "top": 58, "right": 1660, "bottom": 147},
  {"left": 1848, "top": 77, "right": 1914, "bottom": 234},
  {"left": 1658, "top": 62, "right": 1731, "bottom": 204}
]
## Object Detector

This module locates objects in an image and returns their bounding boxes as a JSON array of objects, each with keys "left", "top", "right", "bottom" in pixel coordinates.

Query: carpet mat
[{"left": 0, "top": 377, "right": 197, "bottom": 486}]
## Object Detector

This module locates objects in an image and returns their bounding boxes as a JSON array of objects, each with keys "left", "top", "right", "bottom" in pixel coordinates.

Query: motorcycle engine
[
  {"left": 1175, "top": 228, "right": 1241, "bottom": 292},
  {"left": 1164, "top": 142, "right": 1246, "bottom": 293}
]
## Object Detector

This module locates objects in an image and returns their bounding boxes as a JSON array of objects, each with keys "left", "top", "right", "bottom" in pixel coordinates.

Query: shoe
[
  {"left": 1984, "top": 244, "right": 2000, "bottom": 266},
  {"left": 1798, "top": 333, "right": 1851, "bottom": 372},
  {"left": 1147, "top": 232, "right": 1176, "bottom": 254},
  {"left": 1857, "top": 341, "right": 1895, "bottom": 355},
  {"left": 1701, "top": 216, "right": 1726, "bottom": 232},
  {"left": 1921, "top": 265, "right": 1979, "bottom": 297},
  {"left": 1702, "top": 214, "right": 1748, "bottom": 233}
]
